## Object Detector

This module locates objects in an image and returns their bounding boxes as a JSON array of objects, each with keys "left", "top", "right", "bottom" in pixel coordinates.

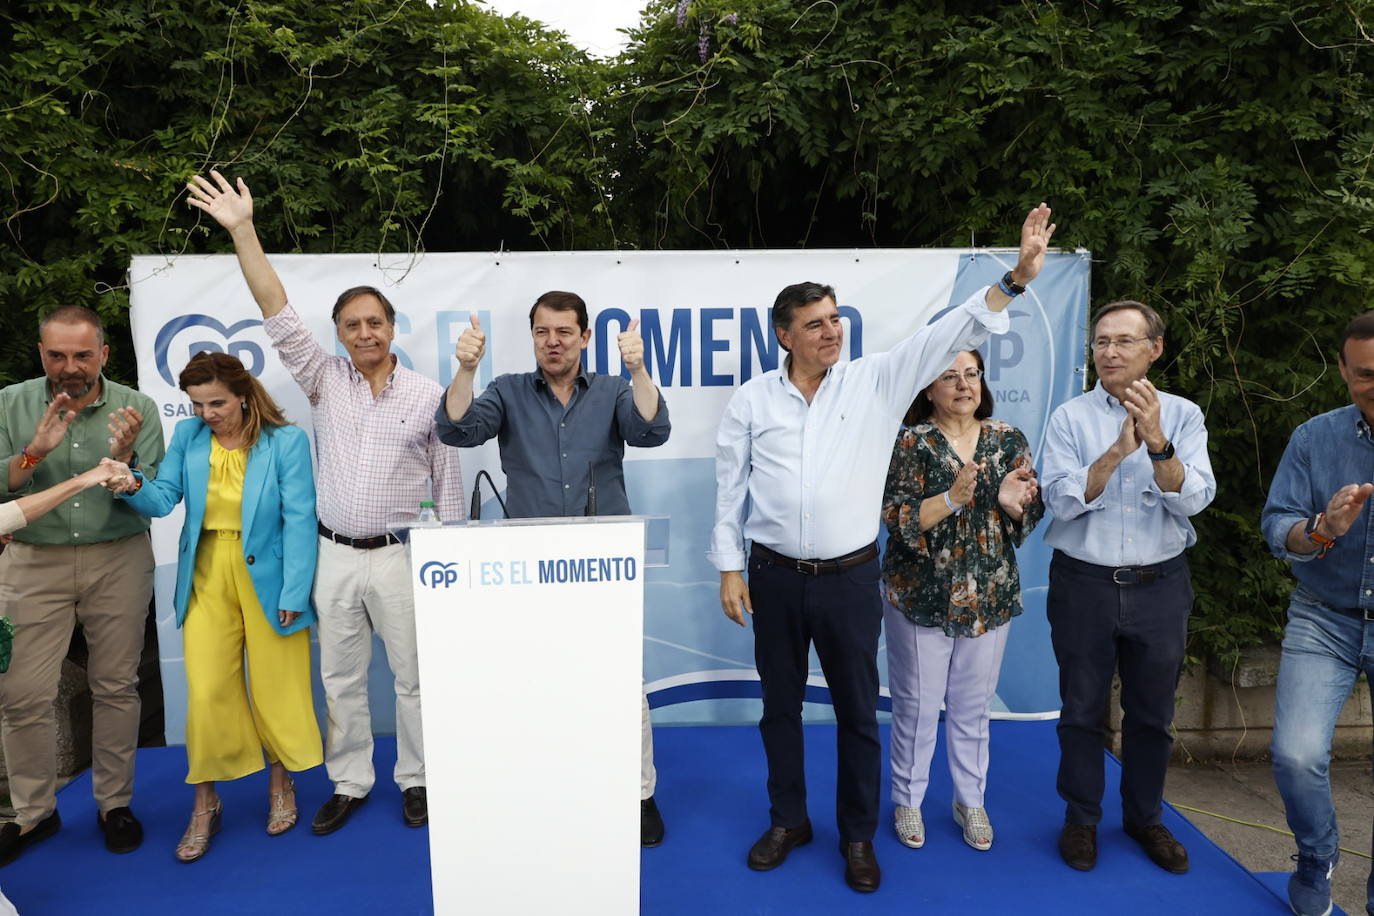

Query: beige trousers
[{"left": 0, "top": 535, "right": 153, "bottom": 825}]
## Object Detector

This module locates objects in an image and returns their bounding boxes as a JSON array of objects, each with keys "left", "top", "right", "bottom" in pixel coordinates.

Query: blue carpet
[{"left": 2, "top": 724, "right": 1315, "bottom": 914}]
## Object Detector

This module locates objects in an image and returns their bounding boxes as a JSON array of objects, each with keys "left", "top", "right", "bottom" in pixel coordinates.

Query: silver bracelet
[{"left": 943, "top": 491, "right": 963, "bottom": 515}]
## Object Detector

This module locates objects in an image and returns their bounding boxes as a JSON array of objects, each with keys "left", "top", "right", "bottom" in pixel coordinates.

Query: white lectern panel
[{"left": 411, "top": 520, "right": 644, "bottom": 915}]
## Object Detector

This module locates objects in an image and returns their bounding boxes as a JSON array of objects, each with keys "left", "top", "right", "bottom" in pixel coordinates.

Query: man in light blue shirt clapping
[
  {"left": 711, "top": 204, "right": 1056, "bottom": 894},
  {"left": 1040, "top": 300, "right": 1215, "bottom": 877},
  {"left": 1261, "top": 311, "right": 1374, "bottom": 916}
]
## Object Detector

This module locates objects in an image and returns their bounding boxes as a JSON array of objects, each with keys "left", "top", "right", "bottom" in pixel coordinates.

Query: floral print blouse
[{"left": 881, "top": 418, "right": 1044, "bottom": 638}]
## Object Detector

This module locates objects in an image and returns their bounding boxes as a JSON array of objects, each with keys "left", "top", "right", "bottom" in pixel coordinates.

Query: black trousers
[
  {"left": 1047, "top": 550, "right": 1192, "bottom": 829},
  {"left": 748, "top": 549, "right": 883, "bottom": 842}
]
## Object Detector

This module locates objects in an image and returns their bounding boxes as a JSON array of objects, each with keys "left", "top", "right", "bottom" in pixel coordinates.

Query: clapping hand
[
  {"left": 106, "top": 406, "right": 144, "bottom": 463},
  {"left": 997, "top": 464, "right": 1039, "bottom": 522},
  {"left": 949, "top": 461, "right": 983, "bottom": 510},
  {"left": 1121, "top": 379, "right": 1166, "bottom": 452},
  {"left": 1319, "top": 483, "right": 1374, "bottom": 538}
]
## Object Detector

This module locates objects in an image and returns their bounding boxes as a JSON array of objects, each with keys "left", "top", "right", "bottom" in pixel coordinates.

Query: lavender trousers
[{"left": 884, "top": 600, "right": 1010, "bottom": 810}]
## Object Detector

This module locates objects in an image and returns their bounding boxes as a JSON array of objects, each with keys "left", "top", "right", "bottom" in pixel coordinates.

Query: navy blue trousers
[
  {"left": 1047, "top": 550, "right": 1192, "bottom": 829},
  {"left": 748, "top": 550, "right": 883, "bottom": 842}
]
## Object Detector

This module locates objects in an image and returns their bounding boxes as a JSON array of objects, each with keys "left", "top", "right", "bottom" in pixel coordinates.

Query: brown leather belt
[
  {"left": 751, "top": 542, "right": 878, "bottom": 576},
  {"left": 318, "top": 521, "right": 401, "bottom": 550}
]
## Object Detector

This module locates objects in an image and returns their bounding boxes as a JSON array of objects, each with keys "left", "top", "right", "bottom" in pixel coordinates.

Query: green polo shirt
[{"left": 0, "top": 375, "right": 165, "bottom": 546}]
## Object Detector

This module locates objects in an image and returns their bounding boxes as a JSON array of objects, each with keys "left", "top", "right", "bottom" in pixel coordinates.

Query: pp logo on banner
[
  {"left": 418, "top": 560, "right": 460, "bottom": 589},
  {"left": 153, "top": 315, "right": 266, "bottom": 385}
]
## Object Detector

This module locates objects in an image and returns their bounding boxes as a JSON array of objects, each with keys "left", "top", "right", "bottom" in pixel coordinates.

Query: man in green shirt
[{"left": 0, "top": 306, "right": 164, "bottom": 866}]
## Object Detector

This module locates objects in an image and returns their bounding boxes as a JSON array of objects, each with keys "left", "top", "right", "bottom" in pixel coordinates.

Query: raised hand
[
  {"left": 186, "top": 170, "right": 254, "bottom": 232},
  {"left": 997, "top": 465, "right": 1039, "bottom": 521},
  {"left": 618, "top": 318, "right": 645, "bottom": 373},
  {"left": 1121, "top": 379, "right": 1166, "bottom": 452},
  {"left": 455, "top": 313, "right": 486, "bottom": 371},
  {"left": 1320, "top": 483, "right": 1374, "bottom": 538},
  {"left": 28, "top": 393, "right": 78, "bottom": 459},
  {"left": 1013, "top": 203, "right": 1057, "bottom": 285},
  {"left": 949, "top": 461, "right": 983, "bottom": 509},
  {"left": 106, "top": 406, "right": 144, "bottom": 463}
]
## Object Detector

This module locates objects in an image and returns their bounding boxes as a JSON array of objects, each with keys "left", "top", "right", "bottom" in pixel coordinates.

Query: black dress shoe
[
  {"left": 747, "top": 821, "right": 813, "bottom": 870},
  {"left": 402, "top": 787, "right": 427, "bottom": 827},
  {"left": 0, "top": 809, "right": 61, "bottom": 867},
  {"left": 1125, "top": 823, "right": 1189, "bottom": 874},
  {"left": 1059, "top": 823, "right": 1097, "bottom": 871},
  {"left": 311, "top": 794, "right": 367, "bottom": 835},
  {"left": 839, "top": 840, "right": 880, "bottom": 893},
  {"left": 98, "top": 806, "right": 143, "bottom": 854},
  {"left": 641, "top": 796, "right": 664, "bottom": 847}
]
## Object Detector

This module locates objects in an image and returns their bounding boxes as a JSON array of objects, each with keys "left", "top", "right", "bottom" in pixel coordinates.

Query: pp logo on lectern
[{"left": 418, "top": 561, "right": 460, "bottom": 589}]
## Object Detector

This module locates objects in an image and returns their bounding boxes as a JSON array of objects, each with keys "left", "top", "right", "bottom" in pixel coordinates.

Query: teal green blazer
[{"left": 122, "top": 418, "right": 317, "bottom": 635}]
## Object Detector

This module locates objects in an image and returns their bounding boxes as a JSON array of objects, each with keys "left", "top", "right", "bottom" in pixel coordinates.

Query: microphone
[
  {"left": 468, "top": 470, "right": 509, "bottom": 521},
  {"left": 584, "top": 462, "right": 597, "bottom": 516}
]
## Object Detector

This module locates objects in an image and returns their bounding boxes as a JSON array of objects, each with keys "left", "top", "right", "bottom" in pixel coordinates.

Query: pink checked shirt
[{"left": 263, "top": 304, "right": 464, "bottom": 536}]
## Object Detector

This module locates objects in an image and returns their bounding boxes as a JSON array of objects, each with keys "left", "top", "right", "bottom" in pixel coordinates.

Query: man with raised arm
[
  {"left": 1040, "top": 300, "right": 1215, "bottom": 876},
  {"left": 436, "top": 290, "right": 672, "bottom": 845},
  {"left": 0, "top": 306, "right": 165, "bottom": 865},
  {"left": 1262, "top": 311, "right": 1374, "bottom": 916},
  {"left": 710, "top": 205, "right": 1055, "bottom": 893},
  {"left": 186, "top": 171, "right": 464, "bottom": 834}
]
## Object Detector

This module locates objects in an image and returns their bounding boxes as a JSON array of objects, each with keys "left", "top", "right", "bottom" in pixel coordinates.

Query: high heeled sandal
[
  {"left": 175, "top": 800, "right": 222, "bottom": 864},
  {"left": 267, "top": 775, "right": 297, "bottom": 836}
]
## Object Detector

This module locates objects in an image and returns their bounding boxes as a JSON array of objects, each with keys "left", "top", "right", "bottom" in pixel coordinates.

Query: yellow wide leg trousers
[{"left": 183, "top": 533, "right": 322, "bottom": 784}]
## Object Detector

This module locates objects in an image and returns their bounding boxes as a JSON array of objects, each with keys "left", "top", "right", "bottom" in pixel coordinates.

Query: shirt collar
[
  {"left": 346, "top": 356, "right": 397, "bottom": 389},
  {"left": 533, "top": 365, "right": 590, "bottom": 389},
  {"left": 1356, "top": 412, "right": 1372, "bottom": 440}
]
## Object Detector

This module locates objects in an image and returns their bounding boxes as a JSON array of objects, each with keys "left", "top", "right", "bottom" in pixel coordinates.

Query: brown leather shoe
[
  {"left": 1125, "top": 823, "right": 1189, "bottom": 874},
  {"left": 746, "top": 821, "right": 813, "bottom": 870},
  {"left": 1059, "top": 823, "right": 1097, "bottom": 871},
  {"left": 839, "top": 840, "right": 880, "bottom": 892}
]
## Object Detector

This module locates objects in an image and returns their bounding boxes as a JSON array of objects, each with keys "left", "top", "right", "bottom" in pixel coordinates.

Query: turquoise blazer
[{"left": 122, "top": 417, "right": 318, "bottom": 636}]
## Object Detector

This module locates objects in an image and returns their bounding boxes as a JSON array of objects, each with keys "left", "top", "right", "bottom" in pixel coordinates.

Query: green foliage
[{"left": 5, "top": 0, "right": 1374, "bottom": 662}]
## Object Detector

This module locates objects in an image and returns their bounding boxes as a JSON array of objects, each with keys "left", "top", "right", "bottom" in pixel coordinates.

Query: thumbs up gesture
[
  {"left": 618, "top": 318, "right": 645, "bottom": 373},
  {"left": 455, "top": 313, "right": 485, "bottom": 371}
]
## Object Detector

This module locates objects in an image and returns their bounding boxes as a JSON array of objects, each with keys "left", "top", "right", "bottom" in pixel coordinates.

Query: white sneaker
[
  {"left": 953, "top": 802, "right": 993, "bottom": 851},
  {"left": 894, "top": 805, "right": 925, "bottom": 848}
]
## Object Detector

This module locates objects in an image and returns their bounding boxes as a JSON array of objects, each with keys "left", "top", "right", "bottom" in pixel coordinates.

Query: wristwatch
[
  {"left": 1305, "top": 513, "right": 1335, "bottom": 557},
  {"left": 997, "top": 271, "right": 1026, "bottom": 298},
  {"left": 1147, "top": 441, "right": 1175, "bottom": 461}
]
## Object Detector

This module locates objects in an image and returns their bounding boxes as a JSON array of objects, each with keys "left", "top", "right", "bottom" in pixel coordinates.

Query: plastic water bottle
[{"left": 416, "top": 499, "right": 441, "bottom": 526}]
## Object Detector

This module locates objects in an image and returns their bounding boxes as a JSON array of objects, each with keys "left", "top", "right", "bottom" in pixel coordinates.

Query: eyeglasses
[
  {"left": 1091, "top": 336, "right": 1154, "bottom": 353},
  {"left": 934, "top": 369, "right": 984, "bottom": 387}
]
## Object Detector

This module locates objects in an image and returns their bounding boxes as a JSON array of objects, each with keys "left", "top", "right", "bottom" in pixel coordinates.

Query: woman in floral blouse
[{"left": 882, "top": 349, "right": 1043, "bottom": 853}]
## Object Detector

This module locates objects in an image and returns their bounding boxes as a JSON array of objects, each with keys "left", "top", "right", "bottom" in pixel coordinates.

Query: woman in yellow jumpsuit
[{"left": 119, "top": 351, "right": 322, "bottom": 862}]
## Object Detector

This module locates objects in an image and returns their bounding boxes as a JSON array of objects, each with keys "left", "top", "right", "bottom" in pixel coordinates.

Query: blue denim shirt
[
  {"left": 1262, "top": 404, "right": 1374, "bottom": 611},
  {"left": 435, "top": 367, "right": 669, "bottom": 518}
]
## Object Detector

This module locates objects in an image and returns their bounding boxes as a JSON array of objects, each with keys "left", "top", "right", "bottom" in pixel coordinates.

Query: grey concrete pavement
[{"left": 1167, "top": 758, "right": 1372, "bottom": 916}]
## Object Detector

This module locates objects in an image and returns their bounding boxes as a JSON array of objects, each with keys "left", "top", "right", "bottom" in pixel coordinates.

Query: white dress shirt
[
  {"left": 1040, "top": 382, "right": 1214, "bottom": 567},
  {"left": 708, "top": 288, "right": 1008, "bottom": 571}
]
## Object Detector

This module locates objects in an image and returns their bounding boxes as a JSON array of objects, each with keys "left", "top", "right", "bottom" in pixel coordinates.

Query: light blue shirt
[
  {"left": 708, "top": 288, "right": 1008, "bottom": 571},
  {"left": 1040, "top": 382, "right": 1215, "bottom": 566},
  {"left": 1261, "top": 404, "right": 1374, "bottom": 611}
]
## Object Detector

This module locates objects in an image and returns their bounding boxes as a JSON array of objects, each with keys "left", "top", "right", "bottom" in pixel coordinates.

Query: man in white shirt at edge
[
  {"left": 710, "top": 204, "right": 1056, "bottom": 893},
  {"left": 185, "top": 170, "right": 464, "bottom": 835}
]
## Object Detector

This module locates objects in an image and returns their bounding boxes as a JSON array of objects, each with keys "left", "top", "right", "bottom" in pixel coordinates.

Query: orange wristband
[{"left": 18, "top": 448, "right": 44, "bottom": 470}]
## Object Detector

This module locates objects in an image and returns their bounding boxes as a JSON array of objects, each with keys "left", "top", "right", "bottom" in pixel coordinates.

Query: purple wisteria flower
[
  {"left": 698, "top": 21, "right": 711, "bottom": 61},
  {"left": 723, "top": 13, "right": 738, "bottom": 24},
  {"left": 676, "top": 0, "right": 689, "bottom": 28}
]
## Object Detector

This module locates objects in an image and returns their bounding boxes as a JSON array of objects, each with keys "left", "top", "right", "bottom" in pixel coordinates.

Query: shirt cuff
[
  {"left": 962, "top": 287, "right": 1011, "bottom": 334},
  {"left": 707, "top": 549, "right": 747, "bottom": 572}
]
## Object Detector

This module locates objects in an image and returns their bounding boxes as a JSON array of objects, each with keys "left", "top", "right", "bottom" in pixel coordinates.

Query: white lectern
[{"left": 409, "top": 516, "right": 659, "bottom": 915}]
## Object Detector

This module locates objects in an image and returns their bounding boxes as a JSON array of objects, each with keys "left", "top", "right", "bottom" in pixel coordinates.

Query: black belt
[
  {"left": 1052, "top": 550, "right": 1186, "bottom": 586},
  {"left": 318, "top": 521, "right": 402, "bottom": 550},
  {"left": 1333, "top": 606, "right": 1374, "bottom": 623},
  {"left": 751, "top": 542, "right": 878, "bottom": 576}
]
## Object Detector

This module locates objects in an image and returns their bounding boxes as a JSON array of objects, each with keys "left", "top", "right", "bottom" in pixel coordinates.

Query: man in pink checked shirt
[{"left": 186, "top": 170, "right": 464, "bottom": 835}]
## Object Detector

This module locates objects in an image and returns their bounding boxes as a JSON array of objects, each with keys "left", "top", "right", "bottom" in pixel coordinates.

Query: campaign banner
[{"left": 129, "top": 247, "right": 1090, "bottom": 743}]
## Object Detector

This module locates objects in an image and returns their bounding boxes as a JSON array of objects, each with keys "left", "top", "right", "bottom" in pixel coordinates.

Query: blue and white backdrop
[{"left": 129, "top": 248, "right": 1089, "bottom": 743}]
